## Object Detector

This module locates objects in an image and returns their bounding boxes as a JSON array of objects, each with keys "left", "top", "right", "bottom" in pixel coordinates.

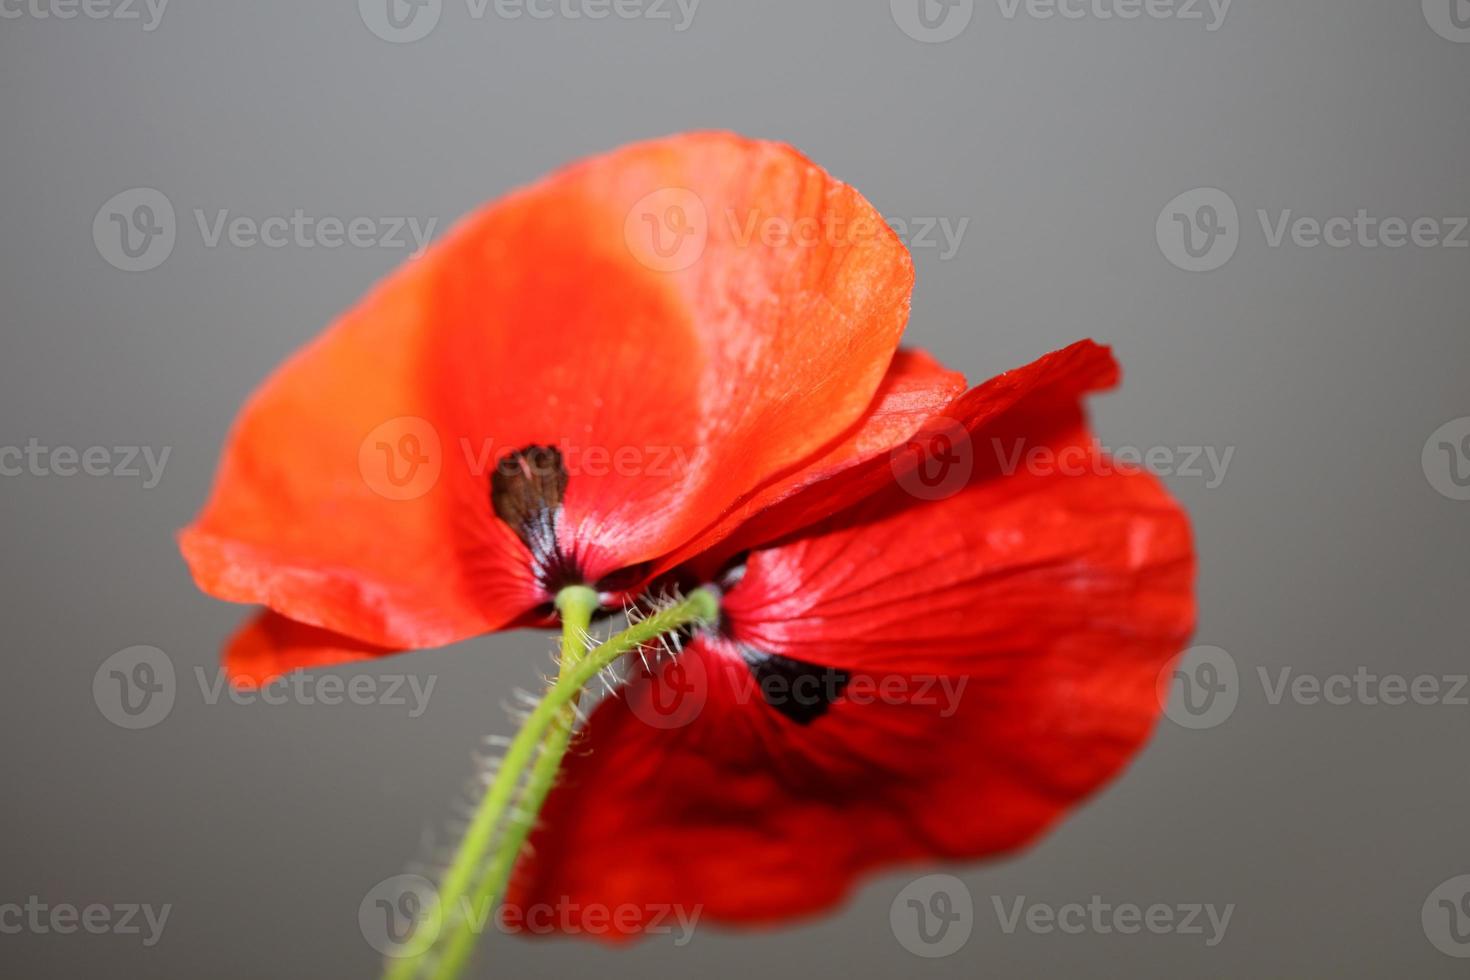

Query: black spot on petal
[
  {"left": 738, "top": 644, "right": 849, "bottom": 725},
  {"left": 490, "top": 445, "right": 580, "bottom": 590}
]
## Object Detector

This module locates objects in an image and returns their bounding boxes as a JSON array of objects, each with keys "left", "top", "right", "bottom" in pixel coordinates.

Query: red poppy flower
[
  {"left": 505, "top": 342, "right": 1195, "bottom": 935},
  {"left": 179, "top": 132, "right": 1195, "bottom": 944}
]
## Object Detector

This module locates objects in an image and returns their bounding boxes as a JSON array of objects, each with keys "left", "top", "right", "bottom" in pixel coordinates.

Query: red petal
[
  {"left": 222, "top": 611, "right": 395, "bottom": 687},
  {"left": 510, "top": 417, "right": 1194, "bottom": 935},
  {"left": 181, "top": 132, "right": 915, "bottom": 647},
  {"left": 727, "top": 433, "right": 1193, "bottom": 676},
  {"left": 510, "top": 604, "right": 1185, "bottom": 934},
  {"left": 643, "top": 346, "right": 965, "bottom": 583},
  {"left": 693, "top": 339, "right": 1121, "bottom": 566}
]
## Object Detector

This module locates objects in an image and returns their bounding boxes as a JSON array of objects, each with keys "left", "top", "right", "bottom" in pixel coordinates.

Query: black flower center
[
  {"left": 713, "top": 554, "right": 849, "bottom": 725},
  {"left": 490, "top": 445, "right": 581, "bottom": 593},
  {"left": 739, "top": 645, "right": 851, "bottom": 725}
]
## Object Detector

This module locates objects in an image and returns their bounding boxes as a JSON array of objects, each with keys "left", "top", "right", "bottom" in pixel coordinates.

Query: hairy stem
[{"left": 382, "top": 586, "right": 718, "bottom": 980}]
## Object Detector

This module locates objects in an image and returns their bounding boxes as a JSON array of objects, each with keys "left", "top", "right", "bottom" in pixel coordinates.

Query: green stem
[
  {"left": 432, "top": 587, "right": 717, "bottom": 979},
  {"left": 381, "top": 585, "right": 597, "bottom": 980},
  {"left": 382, "top": 586, "right": 719, "bottom": 980},
  {"left": 428, "top": 585, "right": 597, "bottom": 980}
]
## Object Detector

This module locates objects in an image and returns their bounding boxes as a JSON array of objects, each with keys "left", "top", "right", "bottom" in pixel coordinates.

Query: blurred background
[{"left": 2, "top": 0, "right": 1468, "bottom": 976}]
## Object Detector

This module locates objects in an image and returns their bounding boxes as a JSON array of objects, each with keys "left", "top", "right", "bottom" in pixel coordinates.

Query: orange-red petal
[
  {"left": 181, "top": 132, "right": 916, "bottom": 648},
  {"left": 643, "top": 346, "right": 966, "bottom": 582},
  {"left": 222, "top": 611, "right": 395, "bottom": 687}
]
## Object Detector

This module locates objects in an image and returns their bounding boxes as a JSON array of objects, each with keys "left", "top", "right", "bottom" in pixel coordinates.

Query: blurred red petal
[{"left": 222, "top": 610, "right": 396, "bottom": 688}]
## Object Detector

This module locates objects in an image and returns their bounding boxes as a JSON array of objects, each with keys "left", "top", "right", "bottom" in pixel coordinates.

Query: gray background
[{"left": 2, "top": 0, "right": 1468, "bottom": 976}]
